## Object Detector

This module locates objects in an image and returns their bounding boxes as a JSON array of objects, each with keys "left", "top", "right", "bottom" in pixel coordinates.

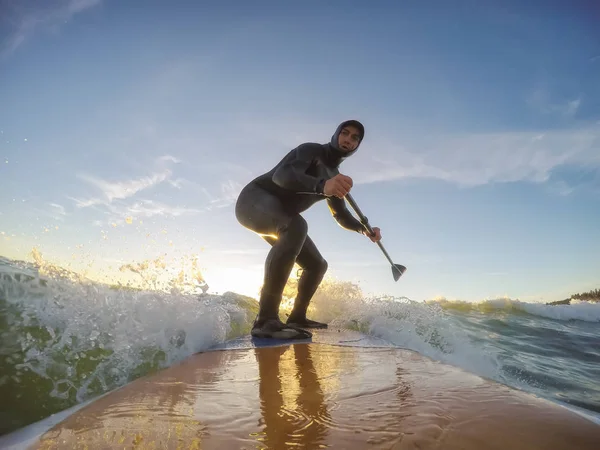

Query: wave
[
  {"left": 427, "top": 297, "right": 600, "bottom": 322},
  {"left": 304, "top": 284, "right": 600, "bottom": 420},
  {"left": 2, "top": 255, "right": 599, "bottom": 436},
  {"left": 302, "top": 283, "right": 504, "bottom": 383},
  {"left": 1, "top": 256, "right": 504, "bottom": 434},
  {"left": 0, "top": 256, "right": 257, "bottom": 435}
]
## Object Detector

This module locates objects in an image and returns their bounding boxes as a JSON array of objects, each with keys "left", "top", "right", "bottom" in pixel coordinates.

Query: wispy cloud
[
  {"left": 546, "top": 180, "right": 575, "bottom": 197},
  {"left": 168, "top": 178, "right": 186, "bottom": 189},
  {"left": 563, "top": 98, "right": 582, "bottom": 117},
  {"left": 106, "top": 201, "right": 202, "bottom": 227},
  {"left": 48, "top": 202, "right": 66, "bottom": 215},
  {"left": 85, "top": 199, "right": 203, "bottom": 228},
  {"left": 125, "top": 199, "right": 201, "bottom": 218},
  {"left": 47, "top": 202, "right": 67, "bottom": 219},
  {"left": 74, "top": 169, "right": 172, "bottom": 207},
  {"left": 67, "top": 153, "right": 243, "bottom": 227},
  {"left": 1, "top": 0, "right": 102, "bottom": 59},
  {"left": 22, "top": 202, "right": 70, "bottom": 223},
  {"left": 157, "top": 154, "right": 181, "bottom": 164},
  {"left": 169, "top": 178, "right": 244, "bottom": 209},
  {"left": 68, "top": 154, "right": 181, "bottom": 207},
  {"left": 214, "top": 179, "right": 243, "bottom": 208},
  {"left": 346, "top": 124, "right": 600, "bottom": 189},
  {"left": 527, "top": 86, "right": 581, "bottom": 118},
  {"left": 240, "top": 117, "right": 600, "bottom": 191}
]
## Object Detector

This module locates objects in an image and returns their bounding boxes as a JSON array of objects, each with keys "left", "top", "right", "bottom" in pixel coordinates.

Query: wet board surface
[
  {"left": 209, "top": 327, "right": 397, "bottom": 350},
  {"left": 2, "top": 328, "right": 600, "bottom": 449}
]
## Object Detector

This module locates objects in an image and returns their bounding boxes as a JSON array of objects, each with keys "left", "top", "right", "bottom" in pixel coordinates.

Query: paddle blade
[{"left": 392, "top": 264, "right": 406, "bottom": 281}]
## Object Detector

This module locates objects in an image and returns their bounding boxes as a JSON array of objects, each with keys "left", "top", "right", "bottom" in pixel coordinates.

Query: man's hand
[
  {"left": 324, "top": 173, "right": 353, "bottom": 198},
  {"left": 364, "top": 227, "right": 382, "bottom": 243}
]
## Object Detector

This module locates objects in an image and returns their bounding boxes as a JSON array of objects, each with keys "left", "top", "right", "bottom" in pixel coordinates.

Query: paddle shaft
[{"left": 344, "top": 193, "right": 397, "bottom": 268}]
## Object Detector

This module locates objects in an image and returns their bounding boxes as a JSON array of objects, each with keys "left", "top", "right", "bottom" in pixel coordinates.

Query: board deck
[
  {"left": 1, "top": 328, "right": 599, "bottom": 449},
  {"left": 210, "top": 327, "right": 397, "bottom": 350}
]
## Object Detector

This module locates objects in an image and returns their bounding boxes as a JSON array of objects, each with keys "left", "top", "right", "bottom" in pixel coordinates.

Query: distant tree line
[
  {"left": 547, "top": 288, "right": 600, "bottom": 305},
  {"left": 571, "top": 288, "right": 600, "bottom": 302}
]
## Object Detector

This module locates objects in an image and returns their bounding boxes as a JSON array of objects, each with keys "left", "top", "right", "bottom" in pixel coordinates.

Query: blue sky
[{"left": 1, "top": 0, "right": 599, "bottom": 302}]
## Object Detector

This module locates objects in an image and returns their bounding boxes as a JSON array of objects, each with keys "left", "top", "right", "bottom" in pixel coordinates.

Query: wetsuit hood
[{"left": 326, "top": 119, "right": 365, "bottom": 167}]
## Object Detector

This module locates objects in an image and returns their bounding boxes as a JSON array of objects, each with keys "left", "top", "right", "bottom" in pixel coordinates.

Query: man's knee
[
  {"left": 285, "top": 215, "right": 308, "bottom": 239},
  {"left": 297, "top": 257, "right": 327, "bottom": 279},
  {"left": 316, "top": 257, "right": 328, "bottom": 277}
]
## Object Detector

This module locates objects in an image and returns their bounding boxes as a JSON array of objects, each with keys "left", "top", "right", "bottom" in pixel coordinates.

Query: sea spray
[
  {"left": 306, "top": 281, "right": 503, "bottom": 381},
  {"left": 0, "top": 257, "right": 256, "bottom": 435}
]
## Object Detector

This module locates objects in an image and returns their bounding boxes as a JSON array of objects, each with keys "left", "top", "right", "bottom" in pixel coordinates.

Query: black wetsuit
[{"left": 235, "top": 120, "right": 366, "bottom": 326}]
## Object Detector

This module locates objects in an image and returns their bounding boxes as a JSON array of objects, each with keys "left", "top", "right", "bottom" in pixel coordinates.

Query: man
[{"left": 234, "top": 120, "right": 382, "bottom": 340}]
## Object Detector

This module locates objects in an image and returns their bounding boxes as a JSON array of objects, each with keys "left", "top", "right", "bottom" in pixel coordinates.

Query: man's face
[{"left": 337, "top": 125, "right": 361, "bottom": 152}]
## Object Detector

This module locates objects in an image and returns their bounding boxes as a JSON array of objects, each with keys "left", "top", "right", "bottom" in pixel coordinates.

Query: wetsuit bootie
[
  {"left": 286, "top": 315, "right": 328, "bottom": 329},
  {"left": 251, "top": 317, "right": 312, "bottom": 340}
]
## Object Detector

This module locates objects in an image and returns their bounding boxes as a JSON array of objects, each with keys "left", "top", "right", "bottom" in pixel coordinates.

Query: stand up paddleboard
[{"left": 1, "top": 328, "right": 599, "bottom": 449}]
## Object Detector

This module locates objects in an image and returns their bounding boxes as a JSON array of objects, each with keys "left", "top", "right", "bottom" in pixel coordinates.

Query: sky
[{"left": 1, "top": 0, "right": 599, "bottom": 303}]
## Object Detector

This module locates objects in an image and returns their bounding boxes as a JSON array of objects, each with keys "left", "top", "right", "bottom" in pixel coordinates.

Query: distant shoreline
[{"left": 547, "top": 289, "right": 600, "bottom": 306}]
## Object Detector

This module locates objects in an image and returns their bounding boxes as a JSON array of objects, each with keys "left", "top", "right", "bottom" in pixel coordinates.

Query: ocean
[{"left": 1, "top": 255, "right": 599, "bottom": 437}]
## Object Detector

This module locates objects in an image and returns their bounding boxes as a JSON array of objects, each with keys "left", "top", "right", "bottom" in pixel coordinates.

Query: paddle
[{"left": 344, "top": 193, "right": 407, "bottom": 281}]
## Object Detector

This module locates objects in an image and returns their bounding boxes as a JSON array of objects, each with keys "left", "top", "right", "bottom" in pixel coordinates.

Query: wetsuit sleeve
[
  {"left": 271, "top": 144, "right": 326, "bottom": 194},
  {"left": 326, "top": 197, "right": 365, "bottom": 233}
]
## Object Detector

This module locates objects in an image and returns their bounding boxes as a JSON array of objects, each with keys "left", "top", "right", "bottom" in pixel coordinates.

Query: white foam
[
  {"left": 517, "top": 299, "right": 600, "bottom": 322},
  {"left": 430, "top": 297, "right": 600, "bottom": 322},
  {"left": 1, "top": 268, "right": 253, "bottom": 404},
  {"left": 307, "top": 287, "right": 503, "bottom": 383}
]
